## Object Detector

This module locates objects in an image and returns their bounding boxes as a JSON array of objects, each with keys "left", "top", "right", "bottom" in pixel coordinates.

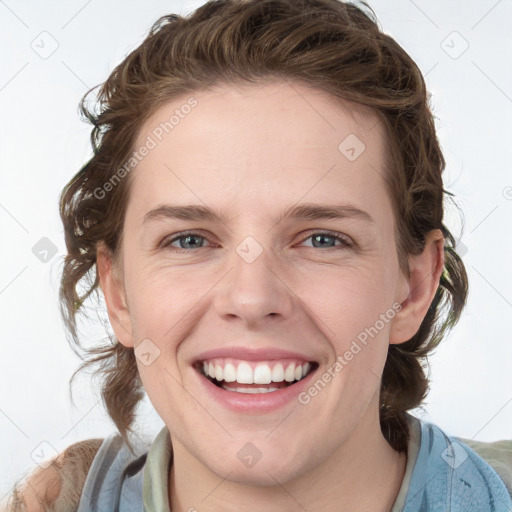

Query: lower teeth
[
  {"left": 220, "top": 384, "right": 282, "bottom": 393},
  {"left": 200, "top": 369, "right": 309, "bottom": 394}
]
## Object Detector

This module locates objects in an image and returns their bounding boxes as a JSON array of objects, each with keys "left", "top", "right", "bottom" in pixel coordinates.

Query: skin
[{"left": 97, "top": 80, "right": 445, "bottom": 512}]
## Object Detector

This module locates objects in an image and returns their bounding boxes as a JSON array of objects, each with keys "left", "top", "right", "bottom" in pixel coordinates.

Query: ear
[
  {"left": 389, "top": 229, "right": 445, "bottom": 345},
  {"left": 96, "top": 242, "right": 134, "bottom": 348}
]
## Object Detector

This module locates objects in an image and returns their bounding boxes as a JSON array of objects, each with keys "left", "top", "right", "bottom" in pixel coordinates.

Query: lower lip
[{"left": 194, "top": 366, "right": 318, "bottom": 413}]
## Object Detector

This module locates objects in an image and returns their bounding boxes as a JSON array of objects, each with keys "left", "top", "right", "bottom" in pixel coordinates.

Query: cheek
[
  {"left": 125, "top": 255, "right": 208, "bottom": 336},
  {"left": 298, "top": 261, "right": 396, "bottom": 335},
  {"left": 126, "top": 249, "right": 398, "bottom": 345},
  {"left": 302, "top": 264, "right": 398, "bottom": 396}
]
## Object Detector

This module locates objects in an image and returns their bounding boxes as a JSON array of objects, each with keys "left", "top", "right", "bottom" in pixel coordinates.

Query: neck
[{"left": 169, "top": 409, "right": 407, "bottom": 512}]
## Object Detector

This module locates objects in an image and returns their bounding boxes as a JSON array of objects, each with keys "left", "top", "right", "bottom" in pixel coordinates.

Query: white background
[{"left": 1, "top": 0, "right": 511, "bottom": 502}]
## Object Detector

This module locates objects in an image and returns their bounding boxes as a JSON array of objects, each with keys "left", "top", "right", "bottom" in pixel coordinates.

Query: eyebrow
[{"left": 143, "top": 203, "right": 374, "bottom": 225}]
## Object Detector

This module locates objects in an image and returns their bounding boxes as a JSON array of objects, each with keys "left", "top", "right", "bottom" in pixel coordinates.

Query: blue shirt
[{"left": 76, "top": 414, "right": 512, "bottom": 511}]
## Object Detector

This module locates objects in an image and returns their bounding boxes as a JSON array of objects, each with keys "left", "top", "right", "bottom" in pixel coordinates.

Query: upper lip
[{"left": 193, "top": 346, "right": 318, "bottom": 364}]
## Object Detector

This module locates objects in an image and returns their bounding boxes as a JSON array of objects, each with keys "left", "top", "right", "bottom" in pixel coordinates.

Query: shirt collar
[
  {"left": 142, "top": 416, "right": 421, "bottom": 512},
  {"left": 143, "top": 425, "right": 172, "bottom": 512}
]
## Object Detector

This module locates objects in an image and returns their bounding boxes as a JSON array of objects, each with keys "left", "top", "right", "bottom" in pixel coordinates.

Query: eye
[
  {"left": 159, "top": 230, "right": 353, "bottom": 252},
  {"left": 298, "top": 231, "right": 352, "bottom": 249},
  {"left": 160, "top": 231, "right": 213, "bottom": 250}
]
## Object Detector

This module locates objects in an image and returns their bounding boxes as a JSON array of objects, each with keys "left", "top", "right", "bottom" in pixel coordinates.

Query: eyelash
[{"left": 159, "top": 230, "right": 353, "bottom": 252}]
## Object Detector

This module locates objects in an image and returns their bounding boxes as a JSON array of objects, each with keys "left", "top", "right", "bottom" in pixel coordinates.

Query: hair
[
  {"left": 7, "top": 438, "right": 103, "bottom": 511},
  {"left": 59, "top": 0, "right": 468, "bottom": 454}
]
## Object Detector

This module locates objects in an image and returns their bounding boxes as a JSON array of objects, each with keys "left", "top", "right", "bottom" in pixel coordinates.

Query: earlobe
[
  {"left": 389, "top": 229, "right": 445, "bottom": 345},
  {"left": 96, "top": 243, "right": 134, "bottom": 348}
]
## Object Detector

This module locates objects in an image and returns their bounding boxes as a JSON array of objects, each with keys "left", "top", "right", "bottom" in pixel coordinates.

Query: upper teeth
[{"left": 201, "top": 358, "right": 312, "bottom": 384}]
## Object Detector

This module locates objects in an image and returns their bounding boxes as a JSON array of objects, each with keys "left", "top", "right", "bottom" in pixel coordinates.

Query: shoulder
[
  {"left": 458, "top": 437, "right": 512, "bottom": 498},
  {"left": 4, "top": 437, "right": 103, "bottom": 512},
  {"left": 405, "top": 419, "right": 512, "bottom": 512},
  {"left": 75, "top": 431, "right": 149, "bottom": 512},
  {"left": 5, "top": 432, "right": 151, "bottom": 512}
]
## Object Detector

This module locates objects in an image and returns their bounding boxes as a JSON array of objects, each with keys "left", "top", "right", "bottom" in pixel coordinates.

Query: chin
[
  {"left": 218, "top": 464, "right": 301, "bottom": 487},
  {"left": 202, "top": 446, "right": 313, "bottom": 487}
]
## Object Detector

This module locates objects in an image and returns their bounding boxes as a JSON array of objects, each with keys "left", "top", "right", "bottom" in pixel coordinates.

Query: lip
[
  {"left": 193, "top": 346, "right": 318, "bottom": 364},
  {"left": 193, "top": 361, "right": 319, "bottom": 413}
]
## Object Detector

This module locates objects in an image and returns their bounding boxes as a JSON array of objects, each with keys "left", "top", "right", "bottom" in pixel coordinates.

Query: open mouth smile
[{"left": 194, "top": 357, "right": 318, "bottom": 394}]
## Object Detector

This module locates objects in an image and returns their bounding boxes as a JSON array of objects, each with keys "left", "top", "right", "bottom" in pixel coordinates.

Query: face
[{"left": 104, "top": 81, "right": 415, "bottom": 485}]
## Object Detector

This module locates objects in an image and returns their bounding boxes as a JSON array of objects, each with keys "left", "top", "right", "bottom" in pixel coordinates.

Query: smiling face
[{"left": 98, "top": 80, "right": 425, "bottom": 486}]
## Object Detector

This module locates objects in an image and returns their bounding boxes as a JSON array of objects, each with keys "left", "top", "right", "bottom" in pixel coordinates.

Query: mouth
[{"left": 193, "top": 357, "right": 319, "bottom": 394}]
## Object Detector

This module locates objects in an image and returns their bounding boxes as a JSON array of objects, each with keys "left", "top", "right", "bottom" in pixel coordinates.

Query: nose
[{"left": 213, "top": 240, "right": 294, "bottom": 328}]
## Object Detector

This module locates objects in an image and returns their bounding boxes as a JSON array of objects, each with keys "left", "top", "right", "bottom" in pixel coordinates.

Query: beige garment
[
  {"left": 460, "top": 437, "right": 512, "bottom": 496},
  {"left": 1, "top": 438, "right": 103, "bottom": 512}
]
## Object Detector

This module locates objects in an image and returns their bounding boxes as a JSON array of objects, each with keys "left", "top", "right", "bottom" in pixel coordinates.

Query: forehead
[{"left": 128, "top": 81, "right": 392, "bottom": 225}]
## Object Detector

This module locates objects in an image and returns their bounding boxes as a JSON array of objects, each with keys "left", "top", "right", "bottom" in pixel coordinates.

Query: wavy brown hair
[{"left": 59, "top": 0, "right": 468, "bottom": 454}]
